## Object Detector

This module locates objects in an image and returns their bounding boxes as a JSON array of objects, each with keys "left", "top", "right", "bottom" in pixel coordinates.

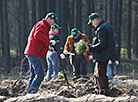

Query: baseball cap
[
  {"left": 51, "top": 23, "right": 61, "bottom": 29},
  {"left": 71, "top": 28, "right": 78, "bottom": 38},
  {"left": 88, "top": 13, "right": 99, "bottom": 25},
  {"left": 46, "top": 12, "right": 58, "bottom": 23}
]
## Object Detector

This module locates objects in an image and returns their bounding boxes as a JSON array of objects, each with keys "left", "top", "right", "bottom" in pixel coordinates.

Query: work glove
[
  {"left": 88, "top": 55, "right": 93, "bottom": 60},
  {"left": 50, "top": 40, "right": 56, "bottom": 45},
  {"left": 60, "top": 53, "right": 65, "bottom": 59},
  {"left": 63, "top": 50, "right": 68, "bottom": 55},
  {"left": 108, "top": 60, "right": 112, "bottom": 65},
  {"left": 115, "top": 60, "right": 119, "bottom": 65}
]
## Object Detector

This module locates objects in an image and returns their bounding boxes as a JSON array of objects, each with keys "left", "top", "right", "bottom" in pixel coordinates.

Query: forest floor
[
  {"left": 0, "top": 59, "right": 138, "bottom": 101},
  {"left": 0, "top": 73, "right": 138, "bottom": 101}
]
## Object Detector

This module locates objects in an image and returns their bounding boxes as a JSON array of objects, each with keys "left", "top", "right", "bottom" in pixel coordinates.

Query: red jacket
[{"left": 24, "top": 19, "right": 50, "bottom": 59}]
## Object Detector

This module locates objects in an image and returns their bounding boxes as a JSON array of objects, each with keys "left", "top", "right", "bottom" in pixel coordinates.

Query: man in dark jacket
[
  {"left": 88, "top": 13, "right": 116, "bottom": 95},
  {"left": 24, "top": 12, "right": 58, "bottom": 94}
]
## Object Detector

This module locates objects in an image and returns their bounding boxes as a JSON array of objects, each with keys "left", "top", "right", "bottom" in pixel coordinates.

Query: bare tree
[
  {"left": 38, "top": 0, "right": 45, "bottom": 20},
  {"left": 60, "top": 0, "right": 69, "bottom": 46},
  {"left": 1, "top": 0, "right": 10, "bottom": 74},
  {"left": 112, "top": 0, "right": 118, "bottom": 33},
  {"left": 56, "top": 0, "right": 61, "bottom": 24},
  {"left": 133, "top": 1, "right": 138, "bottom": 57},
  {"left": 105, "top": 0, "right": 107, "bottom": 21},
  {"left": 74, "top": 0, "right": 82, "bottom": 30},
  {"left": 47, "top": 0, "right": 56, "bottom": 12},
  {"left": 0, "top": 0, "right": 1, "bottom": 61},
  {"left": 85, "top": 0, "right": 93, "bottom": 41},
  {"left": 107, "top": 0, "right": 112, "bottom": 25},
  {"left": 19, "top": 0, "right": 26, "bottom": 60},
  {"left": 31, "top": 0, "right": 36, "bottom": 26},
  {"left": 117, "top": 0, "right": 123, "bottom": 59},
  {"left": 69, "top": 0, "right": 75, "bottom": 29},
  {"left": 127, "top": 0, "right": 132, "bottom": 59}
]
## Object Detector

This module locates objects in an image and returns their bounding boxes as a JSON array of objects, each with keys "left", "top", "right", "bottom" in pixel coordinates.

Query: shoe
[{"left": 100, "top": 90, "right": 110, "bottom": 96}]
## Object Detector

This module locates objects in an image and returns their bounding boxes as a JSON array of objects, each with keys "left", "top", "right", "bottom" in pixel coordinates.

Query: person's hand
[
  {"left": 88, "top": 55, "right": 93, "bottom": 60},
  {"left": 63, "top": 50, "right": 68, "bottom": 55},
  {"left": 60, "top": 53, "right": 65, "bottom": 59},
  {"left": 108, "top": 60, "right": 112, "bottom": 64},
  {"left": 50, "top": 40, "right": 56, "bottom": 45},
  {"left": 115, "top": 60, "right": 119, "bottom": 65}
]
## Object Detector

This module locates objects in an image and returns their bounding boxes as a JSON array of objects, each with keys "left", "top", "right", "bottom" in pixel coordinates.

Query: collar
[
  {"left": 94, "top": 20, "right": 105, "bottom": 31},
  {"left": 42, "top": 19, "right": 50, "bottom": 27}
]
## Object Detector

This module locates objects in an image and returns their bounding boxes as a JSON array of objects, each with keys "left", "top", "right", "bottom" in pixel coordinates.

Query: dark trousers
[
  {"left": 72, "top": 54, "right": 87, "bottom": 77},
  {"left": 93, "top": 60, "right": 109, "bottom": 94}
]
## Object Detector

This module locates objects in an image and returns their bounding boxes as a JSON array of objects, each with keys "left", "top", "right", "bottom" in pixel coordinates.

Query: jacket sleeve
[
  {"left": 34, "top": 25, "right": 50, "bottom": 43},
  {"left": 82, "top": 34, "right": 93, "bottom": 55},
  {"left": 64, "top": 37, "right": 70, "bottom": 51},
  {"left": 89, "top": 27, "right": 107, "bottom": 52},
  {"left": 53, "top": 35, "right": 62, "bottom": 54},
  {"left": 82, "top": 34, "right": 92, "bottom": 46}
]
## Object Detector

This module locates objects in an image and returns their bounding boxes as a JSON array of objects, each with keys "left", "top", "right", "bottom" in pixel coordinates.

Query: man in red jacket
[{"left": 24, "top": 12, "right": 58, "bottom": 94}]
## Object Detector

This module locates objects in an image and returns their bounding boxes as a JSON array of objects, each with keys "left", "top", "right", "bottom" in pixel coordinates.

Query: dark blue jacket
[
  {"left": 89, "top": 20, "right": 116, "bottom": 62},
  {"left": 48, "top": 31, "right": 62, "bottom": 54}
]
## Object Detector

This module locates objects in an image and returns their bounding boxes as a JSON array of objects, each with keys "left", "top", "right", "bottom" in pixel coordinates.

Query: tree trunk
[
  {"left": 134, "top": 3, "right": 138, "bottom": 58},
  {"left": 0, "top": 0, "right": 1, "bottom": 60},
  {"left": 69, "top": 0, "right": 75, "bottom": 29},
  {"left": 74, "top": 0, "right": 82, "bottom": 30},
  {"left": 47, "top": 0, "right": 56, "bottom": 13},
  {"left": 43, "top": 0, "right": 47, "bottom": 15},
  {"left": 85, "top": 0, "right": 93, "bottom": 41},
  {"left": 60, "top": 0, "right": 69, "bottom": 46},
  {"left": 117, "top": 0, "right": 123, "bottom": 60},
  {"left": 127, "top": 0, "right": 132, "bottom": 59},
  {"left": 107, "top": 0, "right": 112, "bottom": 25},
  {"left": 99, "top": 0, "right": 104, "bottom": 18},
  {"left": 112, "top": 0, "right": 118, "bottom": 33},
  {"left": 1, "top": 0, "right": 10, "bottom": 74},
  {"left": 19, "top": 0, "right": 26, "bottom": 60},
  {"left": 105, "top": 0, "right": 107, "bottom": 21},
  {"left": 31, "top": 0, "right": 36, "bottom": 26},
  {"left": 56, "top": 0, "right": 61, "bottom": 24},
  {"left": 38, "top": 0, "right": 44, "bottom": 20},
  {"left": 90, "top": 0, "right": 95, "bottom": 12},
  {"left": 19, "top": 0, "right": 28, "bottom": 74}
]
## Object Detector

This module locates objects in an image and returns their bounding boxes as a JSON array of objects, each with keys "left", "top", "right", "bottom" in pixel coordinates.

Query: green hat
[
  {"left": 51, "top": 23, "right": 61, "bottom": 29},
  {"left": 88, "top": 13, "right": 99, "bottom": 25},
  {"left": 71, "top": 28, "right": 78, "bottom": 38},
  {"left": 46, "top": 12, "right": 58, "bottom": 23}
]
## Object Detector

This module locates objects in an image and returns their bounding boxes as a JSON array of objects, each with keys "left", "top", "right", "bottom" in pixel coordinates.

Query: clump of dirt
[{"left": 0, "top": 77, "right": 28, "bottom": 97}]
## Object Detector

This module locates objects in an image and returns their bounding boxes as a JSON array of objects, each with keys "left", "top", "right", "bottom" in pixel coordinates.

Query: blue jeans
[
  {"left": 25, "top": 55, "right": 45, "bottom": 94},
  {"left": 46, "top": 51, "right": 59, "bottom": 82},
  {"left": 106, "top": 64, "right": 116, "bottom": 77}
]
